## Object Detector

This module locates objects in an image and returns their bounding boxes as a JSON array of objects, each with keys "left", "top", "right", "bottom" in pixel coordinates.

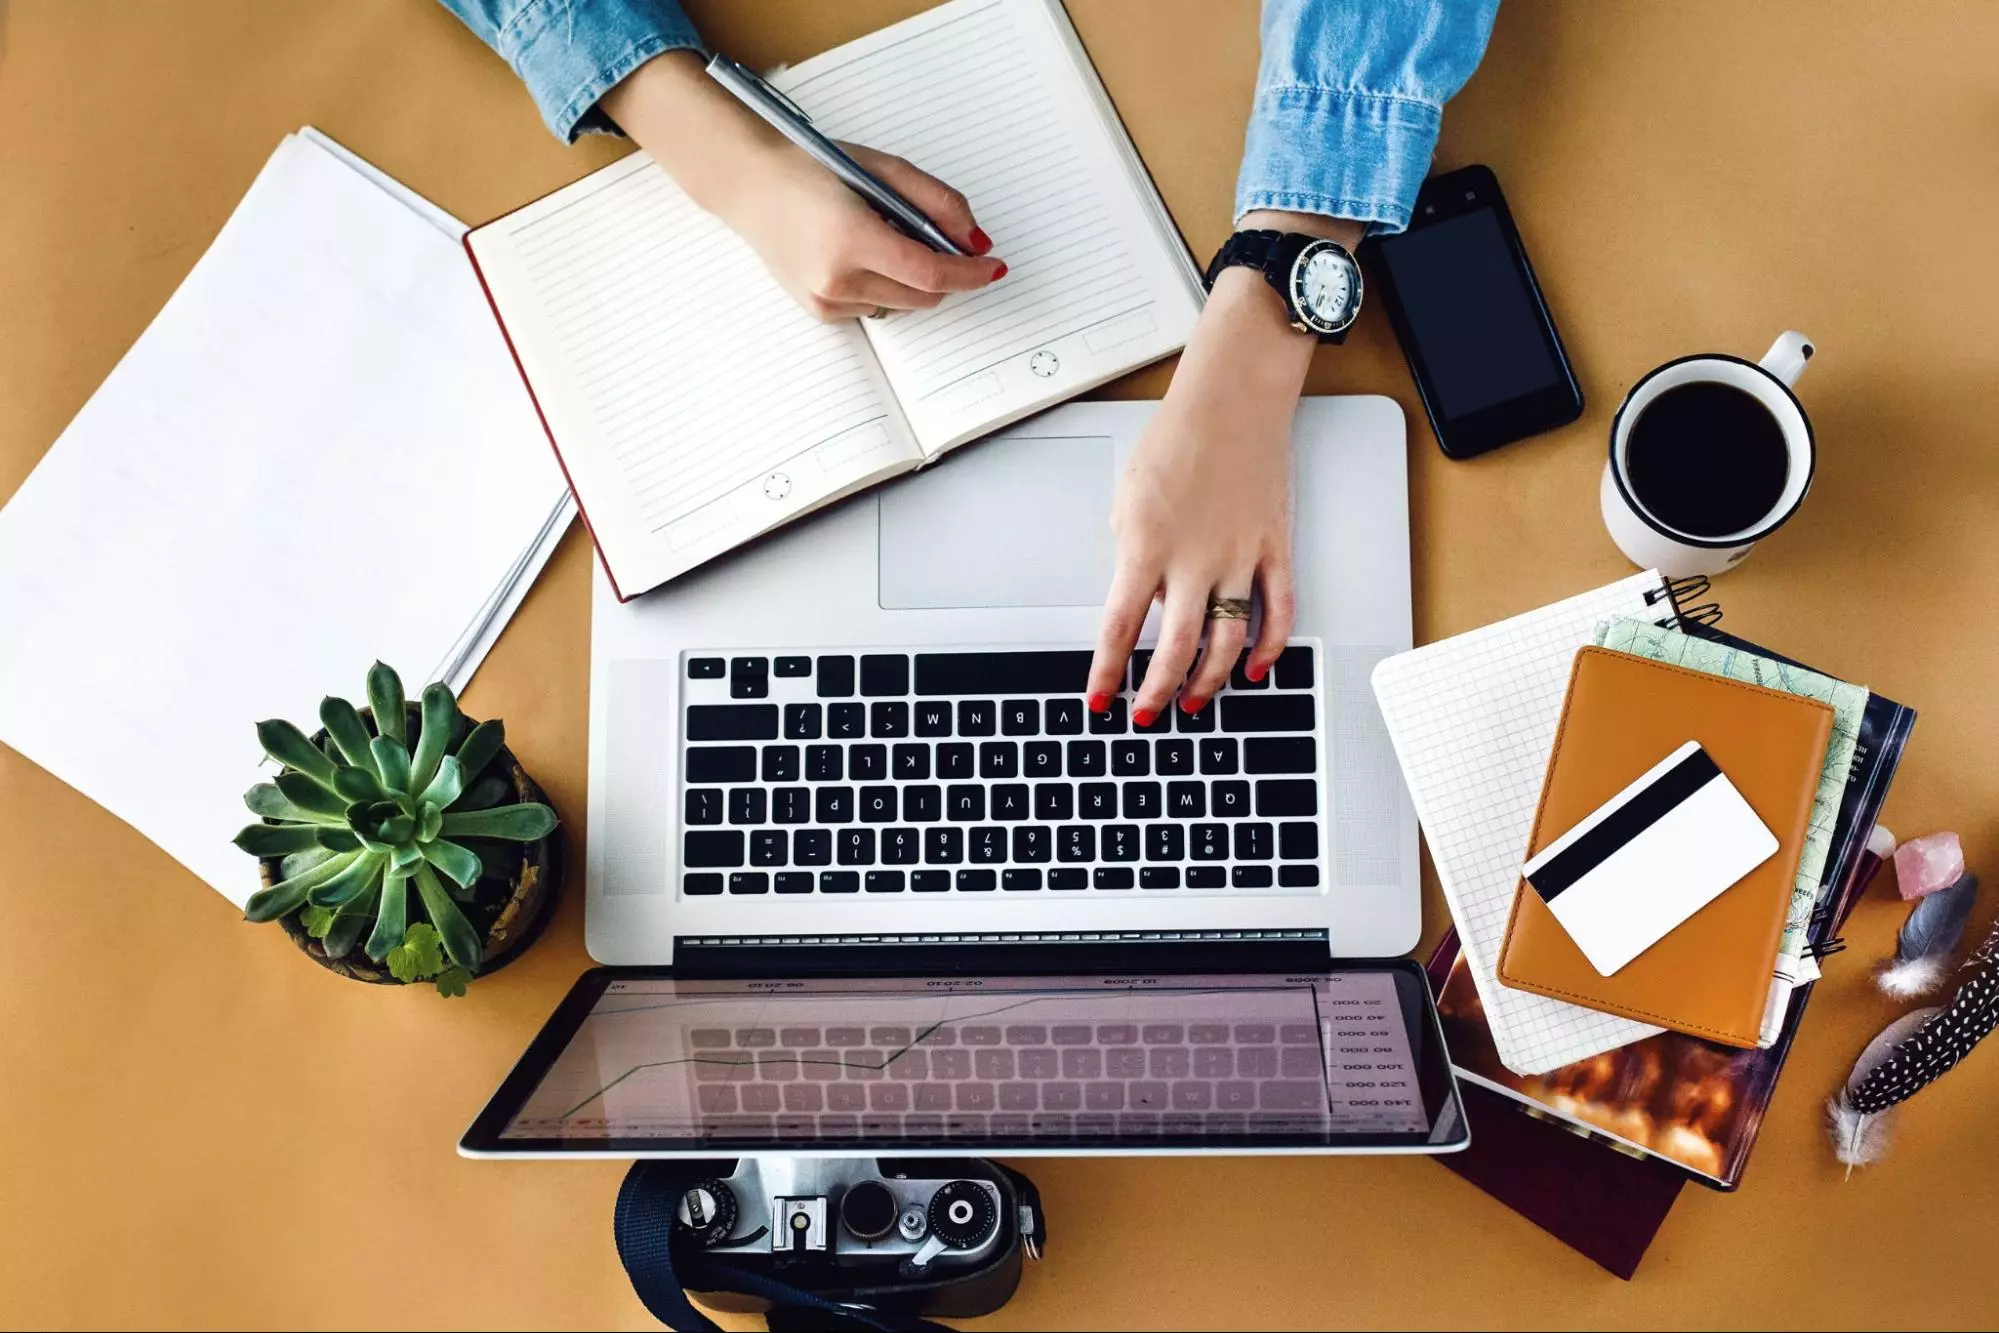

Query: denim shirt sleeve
[
  {"left": 437, "top": 0, "right": 704, "bottom": 143},
  {"left": 1236, "top": 0, "right": 1500, "bottom": 233}
]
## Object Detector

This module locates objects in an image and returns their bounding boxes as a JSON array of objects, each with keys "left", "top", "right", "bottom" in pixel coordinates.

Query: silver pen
[{"left": 705, "top": 54, "right": 971, "bottom": 257}]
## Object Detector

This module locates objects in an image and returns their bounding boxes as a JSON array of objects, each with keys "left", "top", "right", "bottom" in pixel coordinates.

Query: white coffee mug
[{"left": 1600, "top": 331, "right": 1816, "bottom": 578}]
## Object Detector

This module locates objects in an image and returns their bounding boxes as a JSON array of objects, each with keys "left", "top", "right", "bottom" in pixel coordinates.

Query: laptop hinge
[{"left": 673, "top": 929, "right": 1332, "bottom": 980}]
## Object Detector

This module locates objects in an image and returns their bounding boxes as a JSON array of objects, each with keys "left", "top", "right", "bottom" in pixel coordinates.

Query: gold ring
[
  {"left": 866, "top": 305, "right": 892, "bottom": 320},
  {"left": 1206, "top": 596, "right": 1253, "bottom": 621}
]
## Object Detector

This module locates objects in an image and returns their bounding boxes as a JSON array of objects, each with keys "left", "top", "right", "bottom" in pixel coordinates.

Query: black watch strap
[{"left": 1202, "top": 228, "right": 1349, "bottom": 344}]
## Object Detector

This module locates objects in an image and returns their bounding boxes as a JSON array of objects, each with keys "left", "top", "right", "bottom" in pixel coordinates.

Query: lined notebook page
[
  {"left": 467, "top": 155, "right": 921, "bottom": 596},
  {"left": 773, "top": 0, "right": 1202, "bottom": 452},
  {"left": 1370, "top": 574, "right": 1670, "bottom": 1075}
]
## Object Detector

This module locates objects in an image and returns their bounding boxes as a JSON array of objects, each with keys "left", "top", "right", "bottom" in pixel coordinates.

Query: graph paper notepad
[{"left": 1371, "top": 572, "right": 1690, "bottom": 1074}]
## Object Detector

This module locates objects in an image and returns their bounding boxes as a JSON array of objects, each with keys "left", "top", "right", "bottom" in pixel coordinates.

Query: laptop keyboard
[{"left": 677, "top": 646, "right": 1324, "bottom": 898}]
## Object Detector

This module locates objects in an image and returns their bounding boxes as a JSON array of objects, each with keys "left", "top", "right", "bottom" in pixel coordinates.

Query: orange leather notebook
[{"left": 1496, "top": 647, "right": 1833, "bottom": 1047}]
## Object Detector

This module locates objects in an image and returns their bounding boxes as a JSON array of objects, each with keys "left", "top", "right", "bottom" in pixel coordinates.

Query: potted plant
[{"left": 234, "top": 663, "right": 559, "bottom": 995}]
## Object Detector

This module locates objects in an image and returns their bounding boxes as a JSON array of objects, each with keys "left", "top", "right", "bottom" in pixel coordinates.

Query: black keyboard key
[
  {"left": 1229, "top": 652, "right": 1267, "bottom": 692},
  {"left": 806, "top": 745, "right": 843, "bottom": 782},
  {"left": 686, "top": 746, "right": 756, "bottom": 784},
  {"left": 838, "top": 829, "right": 876, "bottom": 865},
  {"left": 688, "top": 657, "right": 725, "bottom": 679},
  {"left": 1134, "top": 706, "right": 1171, "bottom": 735},
  {"left": 1246, "top": 737, "right": 1317, "bottom": 775},
  {"left": 892, "top": 743, "right": 929, "bottom": 780},
  {"left": 1220, "top": 694, "right": 1314, "bottom": 732},
  {"left": 1088, "top": 697, "right": 1128, "bottom": 734},
  {"left": 1128, "top": 649, "right": 1153, "bottom": 690},
  {"left": 991, "top": 784, "right": 1030, "bottom": 820},
  {"left": 1234, "top": 821, "right": 1274, "bottom": 860},
  {"left": 903, "top": 784, "right": 941, "bottom": 822},
  {"left": 1212, "top": 780, "right": 1251, "bottom": 818},
  {"left": 730, "top": 657, "right": 769, "bottom": 699},
  {"left": 1233, "top": 865, "right": 1274, "bottom": 888},
  {"left": 912, "top": 870, "right": 950, "bottom": 892},
  {"left": 729, "top": 788, "right": 766, "bottom": 824},
  {"left": 816, "top": 655, "right": 855, "bottom": 698},
  {"left": 821, "top": 870, "right": 860, "bottom": 893},
  {"left": 684, "top": 830, "right": 744, "bottom": 867},
  {"left": 1199, "top": 738, "right": 1239, "bottom": 775},
  {"left": 1103, "top": 824, "right": 1140, "bottom": 861},
  {"left": 828, "top": 703, "right": 866, "bottom": 739},
  {"left": 1001, "top": 700, "right": 1039, "bottom": 735},
  {"left": 850, "top": 744, "right": 888, "bottom": 781},
  {"left": 1024, "top": 741, "right": 1062, "bottom": 778},
  {"left": 1034, "top": 783, "right": 1074, "bottom": 821},
  {"left": 979, "top": 741, "right": 1019, "bottom": 779},
  {"left": 1145, "top": 823, "right": 1184, "bottom": 861},
  {"left": 815, "top": 787, "right": 854, "bottom": 824},
  {"left": 1167, "top": 781, "right": 1206, "bottom": 818},
  {"left": 970, "top": 827, "right": 1006, "bottom": 863},
  {"left": 957, "top": 701, "right": 996, "bottom": 736},
  {"left": 1012, "top": 826, "right": 1051, "bottom": 862},
  {"left": 776, "top": 871, "right": 813, "bottom": 894},
  {"left": 1155, "top": 739, "right": 1195, "bottom": 776},
  {"left": 1191, "top": 823, "right": 1228, "bottom": 860},
  {"left": 925, "top": 827, "right": 964, "bottom": 864},
  {"left": 1112, "top": 740, "right": 1150, "bottom": 776},
  {"left": 882, "top": 827, "right": 919, "bottom": 864},
  {"left": 870, "top": 702, "right": 909, "bottom": 737},
  {"left": 866, "top": 870, "right": 905, "bottom": 893},
  {"left": 957, "top": 868, "right": 997, "bottom": 892},
  {"left": 687, "top": 704, "right": 779, "bottom": 741},
  {"left": 1274, "top": 645, "right": 1314, "bottom": 690},
  {"left": 1057, "top": 825, "right": 1095, "bottom": 862},
  {"left": 1044, "top": 698, "right": 1084, "bottom": 734},
  {"left": 1279, "top": 864, "right": 1320, "bottom": 887},
  {"left": 1122, "top": 781, "right": 1161, "bottom": 819},
  {"left": 1279, "top": 821, "right": 1320, "bottom": 859},
  {"left": 859, "top": 785, "right": 898, "bottom": 823},
  {"left": 1095, "top": 867, "right": 1135, "bottom": 889},
  {"left": 1141, "top": 866, "right": 1181, "bottom": 889},
  {"left": 761, "top": 745, "right": 800, "bottom": 782},
  {"left": 1049, "top": 868, "right": 1088, "bottom": 890},
  {"left": 914, "top": 701, "right": 952, "bottom": 736},
  {"left": 1187, "top": 865, "right": 1227, "bottom": 888},
  {"left": 1176, "top": 697, "right": 1216, "bottom": 733},
  {"left": 751, "top": 830, "right": 787, "bottom": 866},
  {"left": 946, "top": 785, "right": 985, "bottom": 821},
  {"left": 685, "top": 788, "right": 723, "bottom": 825},
  {"left": 783, "top": 703, "right": 822, "bottom": 741},
  {"left": 1066, "top": 739, "right": 1107, "bottom": 777},
  {"left": 1003, "top": 868, "right": 1043, "bottom": 891},
  {"left": 775, "top": 655, "right": 811, "bottom": 678},
  {"left": 914, "top": 650, "right": 1092, "bottom": 695},
  {"left": 860, "top": 654, "right": 909, "bottom": 697},
  {"left": 729, "top": 871, "right": 769, "bottom": 894},
  {"left": 1079, "top": 782, "right": 1117, "bottom": 820},
  {"left": 684, "top": 872, "right": 724, "bottom": 895},
  {"left": 937, "top": 743, "right": 974, "bottom": 779},
  {"left": 1256, "top": 779, "right": 1318, "bottom": 817},
  {"left": 773, "top": 787, "right": 810, "bottom": 824},
  {"left": 794, "top": 829, "right": 832, "bottom": 866}
]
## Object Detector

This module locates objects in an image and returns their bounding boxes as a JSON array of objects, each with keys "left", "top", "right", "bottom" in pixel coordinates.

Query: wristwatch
[{"left": 1203, "top": 229, "right": 1363, "bottom": 343}]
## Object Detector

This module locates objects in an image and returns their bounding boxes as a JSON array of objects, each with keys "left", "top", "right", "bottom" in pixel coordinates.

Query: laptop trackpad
[{"left": 877, "top": 433, "right": 1115, "bottom": 610}]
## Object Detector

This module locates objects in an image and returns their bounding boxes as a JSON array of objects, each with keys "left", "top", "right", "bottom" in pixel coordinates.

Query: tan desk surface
[{"left": 3, "top": 2, "right": 1997, "bottom": 1327}]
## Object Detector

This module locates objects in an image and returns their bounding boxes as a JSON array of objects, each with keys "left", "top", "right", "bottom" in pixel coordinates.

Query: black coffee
[{"left": 1624, "top": 382, "right": 1790, "bottom": 538}]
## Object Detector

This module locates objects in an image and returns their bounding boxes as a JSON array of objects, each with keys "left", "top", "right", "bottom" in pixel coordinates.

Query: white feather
[
  {"left": 1827, "top": 1095, "right": 1894, "bottom": 1174},
  {"left": 1877, "top": 954, "right": 1950, "bottom": 998}
]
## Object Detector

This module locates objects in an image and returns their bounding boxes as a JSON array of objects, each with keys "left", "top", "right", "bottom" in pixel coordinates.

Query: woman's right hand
[{"left": 601, "top": 51, "right": 1005, "bottom": 321}]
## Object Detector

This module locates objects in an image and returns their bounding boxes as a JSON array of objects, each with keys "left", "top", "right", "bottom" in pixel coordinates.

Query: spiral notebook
[{"left": 1370, "top": 571, "right": 1714, "bottom": 1075}]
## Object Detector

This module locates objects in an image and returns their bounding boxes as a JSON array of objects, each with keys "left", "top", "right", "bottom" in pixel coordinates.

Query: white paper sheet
[{"left": 0, "top": 131, "right": 568, "bottom": 907}]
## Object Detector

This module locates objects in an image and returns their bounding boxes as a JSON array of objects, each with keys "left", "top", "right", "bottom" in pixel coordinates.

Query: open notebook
[{"left": 466, "top": 0, "right": 1204, "bottom": 599}]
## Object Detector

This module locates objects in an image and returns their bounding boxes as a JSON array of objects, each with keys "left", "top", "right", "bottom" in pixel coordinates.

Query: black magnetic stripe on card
[{"left": 1526, "top": 746, "right": 1723, "bottom": 903}]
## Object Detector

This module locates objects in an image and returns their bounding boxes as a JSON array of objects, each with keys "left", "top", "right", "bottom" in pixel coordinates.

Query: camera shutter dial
[
  {"left": 926, "top": 1180, "right": 998, "bottom": 1249},
  {"left": 672, "top": 1178, "right": 738, "bottom": 1246}
]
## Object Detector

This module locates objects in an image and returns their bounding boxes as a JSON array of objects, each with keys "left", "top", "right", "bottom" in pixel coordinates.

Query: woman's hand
[{"left": 601, "top": 51, "right": 1004, "bottom": 321}]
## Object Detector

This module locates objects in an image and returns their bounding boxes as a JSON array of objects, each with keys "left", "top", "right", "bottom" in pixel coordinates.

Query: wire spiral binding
[{"left": 1644, "top": 574, "right": 1721, "bottom": 628}]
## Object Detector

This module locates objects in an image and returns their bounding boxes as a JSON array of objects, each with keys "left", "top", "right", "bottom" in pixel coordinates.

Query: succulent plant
[{"left": 235, "top": 663, "right": 557, "bottom": 993}]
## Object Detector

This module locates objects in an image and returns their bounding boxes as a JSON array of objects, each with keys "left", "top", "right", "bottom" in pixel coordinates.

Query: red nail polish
[
  {"left": 1179, "top": 696, "right": 1204, "bottom": 714},
  {"left": 990, "top": 260, "right": 1008, "bottom": 281},
  {"left": 1247, "top": 663, "right": 1268, "bottom": 683},
  {"left": 1132, "top": 707, "right": 1157, "bottom": 728},
  {"left": 969, "top": 226, "right": 993, "bottom": 255},
  {"left": 1087, "top": 691, "right": 1111, "bottom": 713}
]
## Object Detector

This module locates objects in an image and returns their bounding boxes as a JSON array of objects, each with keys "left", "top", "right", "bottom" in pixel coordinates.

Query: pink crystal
[{"left": 1892, "top": 831, "right": 1964, "bottom": 900}]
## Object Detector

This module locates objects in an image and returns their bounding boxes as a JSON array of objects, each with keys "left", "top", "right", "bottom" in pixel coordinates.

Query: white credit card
[{"left": 1522, "top": 741, "right": 1779, "bottom": 976}]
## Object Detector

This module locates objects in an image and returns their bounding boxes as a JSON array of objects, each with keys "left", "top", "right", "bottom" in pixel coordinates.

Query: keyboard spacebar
[{"left": 913, "top": 651, "right": 1093, "bottom": 695}]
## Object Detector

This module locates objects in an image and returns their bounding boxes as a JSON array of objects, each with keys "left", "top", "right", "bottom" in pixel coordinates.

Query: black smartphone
[{"left": 1365, "top": 164, "right": 1583, "bottom": 459}]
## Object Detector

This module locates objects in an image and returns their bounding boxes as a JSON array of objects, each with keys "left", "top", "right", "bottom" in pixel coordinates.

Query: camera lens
[
  {"left": 840, "top": 1180, "right": 899, "bottom": 1241},
  {"left": 926, "top": 1180, "right": 998, "bottom": 1249}
]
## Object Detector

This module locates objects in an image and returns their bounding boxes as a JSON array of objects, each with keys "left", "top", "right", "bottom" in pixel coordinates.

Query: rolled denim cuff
[
  {"left": 495, "top": 0, "right": 705, "bottom": 143},
  {"left": 1234, "top": 85, "right": 1443, "bottom": 235}
]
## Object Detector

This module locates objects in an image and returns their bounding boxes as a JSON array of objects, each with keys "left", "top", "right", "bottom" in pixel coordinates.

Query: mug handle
[{"left": 1760, "top": 331, "right": 1815, "bottom": 387}]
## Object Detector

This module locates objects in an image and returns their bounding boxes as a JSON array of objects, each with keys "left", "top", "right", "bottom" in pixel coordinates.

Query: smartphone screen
[{"left": 1368, "top": 166, "right": 1582, "bottom": 457}]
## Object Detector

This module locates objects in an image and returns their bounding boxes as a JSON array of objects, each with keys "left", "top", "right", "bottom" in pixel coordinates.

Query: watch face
[{"left": 1291, "top": 241, "right": 1362, "bottom": 334}]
